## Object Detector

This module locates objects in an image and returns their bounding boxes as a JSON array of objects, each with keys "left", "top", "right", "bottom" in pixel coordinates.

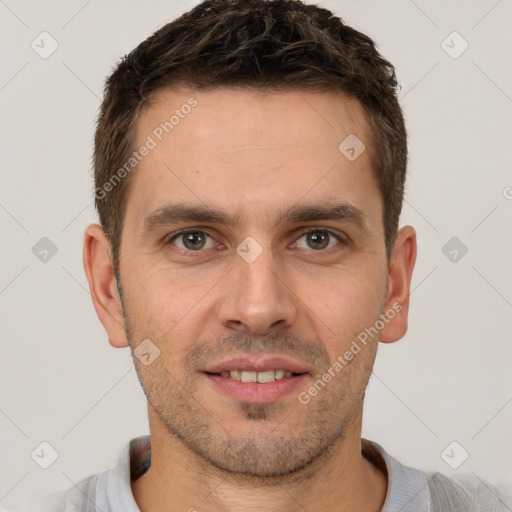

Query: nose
[{"left": 217, "top": 247, "right": 298, "bottom": 335}]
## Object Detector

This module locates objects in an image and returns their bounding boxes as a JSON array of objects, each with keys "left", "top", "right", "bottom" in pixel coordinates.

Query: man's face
[{"left": 118, "top": 88, "right": 390, "bottom": 476}]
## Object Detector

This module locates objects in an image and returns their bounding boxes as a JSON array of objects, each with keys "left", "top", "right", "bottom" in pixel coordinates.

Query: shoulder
[
  {"left": 426, "top": 471, "right": 512, "bottom": 512},
  {"left": 362, "top": 439, "right": 511, "bottom": 512},
  {"left": 32, "top": 474, "right": 98, "bottom": 512}
]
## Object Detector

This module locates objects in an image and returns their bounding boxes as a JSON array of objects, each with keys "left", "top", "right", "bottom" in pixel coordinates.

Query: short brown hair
[{"left": 93, "top": 0, "right": 406, "bottom": 274}]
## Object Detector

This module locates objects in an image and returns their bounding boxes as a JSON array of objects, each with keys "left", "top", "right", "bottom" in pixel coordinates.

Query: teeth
[
  {"left": 257, "top": 370, "right": 275, "bottom": 383},
  {"left": 224, "top": 369, "right": 294, "bottom": 382},
  {"left": 240, "top": 371, "right": 257, "bottom": 383},
  {"left": 275, "top": 369, "right": 285, "bottom": 380}
]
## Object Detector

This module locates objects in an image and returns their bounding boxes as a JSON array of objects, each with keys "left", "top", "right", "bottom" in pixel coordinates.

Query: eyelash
[{"left": 165, "top": 228, "right": 347, "bottom": 257}]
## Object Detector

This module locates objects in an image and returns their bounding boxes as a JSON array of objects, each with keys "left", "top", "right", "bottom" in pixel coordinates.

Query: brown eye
[
  {"left": 170, "top": 230, "right": 216, "bottom": 251},
  {"left": 295, "top": 230, "right": 341, "bottom": 251}
]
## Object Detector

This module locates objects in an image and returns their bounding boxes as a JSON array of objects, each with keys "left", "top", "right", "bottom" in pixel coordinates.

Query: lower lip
[{"left": 204, "top": 373, "right": 309, "bottom": 403}]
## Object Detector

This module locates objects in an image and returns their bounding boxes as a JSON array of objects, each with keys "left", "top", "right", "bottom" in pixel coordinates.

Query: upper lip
[{"left": 201, "top": 355, "right": 312, "bottom": 375}]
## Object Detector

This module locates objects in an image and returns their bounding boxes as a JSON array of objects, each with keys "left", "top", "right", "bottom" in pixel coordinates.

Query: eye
[
  {"left": 294, "top": 229, "right": 342, "bottom": 251},
  {"left": 169, "top": 230, "right": 217, "bottom": 251}
]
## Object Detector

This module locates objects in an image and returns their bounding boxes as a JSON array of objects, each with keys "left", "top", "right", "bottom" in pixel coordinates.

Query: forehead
[
  {"left": 139, "top": 86, "right": 369, "bottom": 157},
  {"left": 125, "top": 87, "right": 379, "bottom": 227}
]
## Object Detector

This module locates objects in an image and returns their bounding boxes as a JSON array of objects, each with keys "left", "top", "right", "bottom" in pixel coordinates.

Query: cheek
[
  {"left": 303, "top": 269, "right": 386, "bottom": 352},
  {"left": 122, "top": 272, "right": 212, "bottom": 358},
  {"left": 127, "top": 268, "right": 190, "bottom": 323}
]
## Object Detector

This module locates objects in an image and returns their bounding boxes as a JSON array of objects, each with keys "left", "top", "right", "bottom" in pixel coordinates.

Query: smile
[{"left": 217, "top": 369, "right": 294, "bottom": 383}]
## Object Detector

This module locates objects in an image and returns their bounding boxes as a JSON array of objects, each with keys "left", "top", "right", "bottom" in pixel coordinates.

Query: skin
[{"left": 83, "top": 88, "right": 416, "bottom": 512}]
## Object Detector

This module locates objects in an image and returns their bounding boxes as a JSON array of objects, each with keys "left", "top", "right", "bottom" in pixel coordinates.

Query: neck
[{"left": 132, "top": 405, "right": 388, "bottom": 512}]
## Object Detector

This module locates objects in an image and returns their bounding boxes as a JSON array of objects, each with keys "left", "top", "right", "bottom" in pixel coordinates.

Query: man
[{"left": 38, "top": 0, "right": 509, "bottom": 510}]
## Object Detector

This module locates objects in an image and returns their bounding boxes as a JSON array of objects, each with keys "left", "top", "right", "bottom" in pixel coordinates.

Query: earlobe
[
  {"left": 82, "top": 224, "right": 129, "bottom": 348},
  {"left": 379, "top": 225, "right": 417, "bottom": 344}
]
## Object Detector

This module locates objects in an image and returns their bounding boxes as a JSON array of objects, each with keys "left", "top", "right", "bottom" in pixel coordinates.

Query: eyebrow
[{"left": 141, "top": 202, "right": 368, "bottom": 234}]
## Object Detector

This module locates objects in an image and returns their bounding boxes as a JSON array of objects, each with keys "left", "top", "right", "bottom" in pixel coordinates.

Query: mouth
[
  {"left": 201, "top": 356, "right": 311, "bottom": 403},
  {"left": 207, "top": 369, "right": 299, "bottom": 382}
]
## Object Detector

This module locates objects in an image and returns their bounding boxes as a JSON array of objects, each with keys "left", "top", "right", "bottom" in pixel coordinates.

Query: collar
[{"left": 105, "top": 436, "right": 430, "bottom": 512}]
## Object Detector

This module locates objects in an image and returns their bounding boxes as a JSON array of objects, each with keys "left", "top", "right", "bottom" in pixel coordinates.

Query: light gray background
[{"left": 1, "top": 0, "right": 511, "bottom": 508}]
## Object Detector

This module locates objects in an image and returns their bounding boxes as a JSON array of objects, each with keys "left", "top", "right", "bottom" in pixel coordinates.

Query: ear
[
  {"left": 82, "top": 224, "right": 129, "bottom": 348},
  {"left": 379, "top": 225, "right": 417, "bottom": 344}
]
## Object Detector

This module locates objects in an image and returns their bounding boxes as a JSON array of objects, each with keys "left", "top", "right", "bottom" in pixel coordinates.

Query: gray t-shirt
[{"left": 33, "top": 436, "right": 511, "bottom": 511}]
